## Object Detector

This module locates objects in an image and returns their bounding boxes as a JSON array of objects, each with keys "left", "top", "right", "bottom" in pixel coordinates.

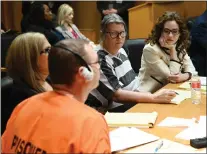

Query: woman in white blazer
[
  {"left": 55, "top": 4, "right": 95, "bottom": 46},
  {"left": 137, "top": 11, "right": 197, "bottom": 93}
]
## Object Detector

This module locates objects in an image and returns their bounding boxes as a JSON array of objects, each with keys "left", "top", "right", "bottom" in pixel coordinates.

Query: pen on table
[{"left": 154, "top": 140, "right": 163, "bottom": 153}]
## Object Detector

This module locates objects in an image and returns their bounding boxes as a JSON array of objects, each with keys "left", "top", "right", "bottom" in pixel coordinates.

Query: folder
[{"left": 104, "top": 111, "right": 158, "bottom": 128}]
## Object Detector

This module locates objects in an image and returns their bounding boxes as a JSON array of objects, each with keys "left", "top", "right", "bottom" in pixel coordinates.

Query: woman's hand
[
  {"left": 152, "top": 89, "right": 176, "bottom": 103},
  {"left": 168, "top": 73, "right": 189, "bottom": 83},
  {"left": 159, "top": 36, "right": 178, "bottom": 60},
  {"left": 159, "top": 36, "right": 176, "bottom": 51}
]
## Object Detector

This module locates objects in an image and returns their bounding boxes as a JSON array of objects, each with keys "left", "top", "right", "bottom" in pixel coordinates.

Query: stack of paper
[
  {"left": 104, "top": 111, "right": 158, "bottom": 128},
  {"left": 157, "top": 117, "right": 196, "bottom": 127},
  {"left": 110, "top": 127, "right": 159, "bottom": 152},
  {"left": 169, "top": 89, "right": 191, "bottom": 104},
  {"left": 124, "top": 138, "right": 197, "bottom": 153}
]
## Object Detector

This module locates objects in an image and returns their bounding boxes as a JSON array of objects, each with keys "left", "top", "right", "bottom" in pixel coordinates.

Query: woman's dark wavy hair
[
  {"left": 146, "top": 11, "right": 190, "bottom": 61},
  {"left": 29, "top": 2, "right": 54, "bottom": 29}
]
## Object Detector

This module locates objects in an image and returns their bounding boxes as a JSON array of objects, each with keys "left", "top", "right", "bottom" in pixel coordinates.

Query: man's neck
[{"left": 54, "top": 84, "right": 89, "bottom": 103}]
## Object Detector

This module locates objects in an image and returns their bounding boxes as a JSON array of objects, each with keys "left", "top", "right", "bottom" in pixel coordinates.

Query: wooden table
[{"left": 119, "top": 83, "right": 206, "bottom": 153}]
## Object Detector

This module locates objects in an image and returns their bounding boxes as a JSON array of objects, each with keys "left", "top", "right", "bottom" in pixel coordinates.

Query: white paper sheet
[
  {"left": 124, "top": 138, "right": 197, "bottom": 153},
  {"left": 157, "top": 117, "right": 196, "bottom": 127},
  {"left": 109, "top": 127, "right": 159, "bottom": 152},
  {"left": 175, "top": 119, "right": 206, "bottom": 140},
  {"left": 199, "top": 116, "right": 206, "bottom": 126},
  {"left": 168, "top": 89, "right": 191, "bottom": 104}
]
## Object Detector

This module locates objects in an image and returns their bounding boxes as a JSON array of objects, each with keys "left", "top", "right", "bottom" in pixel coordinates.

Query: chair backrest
[
  {"left": 1, "top": 76, "right": 13, "bottom": 90},
  {"left": 1, "top": 76, "right": 13, "bottom": 134},
  {"left": 123, "top": 38, "right": 146, "bottom": 74},
  {"left": 1, "top": 33, "right": 19, "bottom": 67}
]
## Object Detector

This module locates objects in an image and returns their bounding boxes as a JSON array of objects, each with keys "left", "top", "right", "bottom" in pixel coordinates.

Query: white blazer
[{"left": 137, "top": 43, "right": 197, "bottom": 93}]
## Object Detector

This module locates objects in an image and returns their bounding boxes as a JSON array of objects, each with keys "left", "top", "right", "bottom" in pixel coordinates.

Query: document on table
[
  {"left": 157, "top": 117, "right": 196, "bottom": 127},
  {"left": 124, "top": 138, "right": 197, "bottom": 153},
  {"left": 167, "top": 89, "right": 191, "bottom": 104},
  {"left": 110, "top": 127, "right": 159, "bottom": 152},
  {"left": 179, "top": 77, "right": 206, "bottom": 92},
  {"left": 175, "top": 116, "right": 206, "bottom": 140}
]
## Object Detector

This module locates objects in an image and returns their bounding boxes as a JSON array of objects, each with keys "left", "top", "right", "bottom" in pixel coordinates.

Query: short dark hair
[{"left": 48, "top": 39, "right": 90, "bottom": 86}]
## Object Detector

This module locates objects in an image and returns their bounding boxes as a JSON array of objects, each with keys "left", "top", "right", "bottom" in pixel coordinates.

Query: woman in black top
[
  {"left": 2, "top": 32, "right": 53, "bottom": 133},
  {"left": 26, "top": 3, "right": 64, "bottom": 45}
]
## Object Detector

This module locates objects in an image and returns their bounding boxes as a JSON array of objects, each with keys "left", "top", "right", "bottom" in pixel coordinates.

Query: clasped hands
[
  {"left": 103, "top": 9, "right": 118, "bottom": 15},
  {"left": 168, "top": 73, "right": 190, "bottom": 84}
]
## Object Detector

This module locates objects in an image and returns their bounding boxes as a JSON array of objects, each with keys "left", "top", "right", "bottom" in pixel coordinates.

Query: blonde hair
[
  {"left": 57, "top": 4, "right": 74, "bottom": 26},
  {"left": 6, "top": 32, "right": 47, "bottom": 93}
]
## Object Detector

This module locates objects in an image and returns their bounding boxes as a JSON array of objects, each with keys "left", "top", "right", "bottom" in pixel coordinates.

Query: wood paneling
[
  {"left": 129, "top": 3, "right": 153, "bottom": 39},
  {"left": 79, "top": 29, "right": 96, "bottom": 43},
  {"left": 183, "top": 2, "right": 206, "bottom": 18},
  {"left": 128, "top": 1, "right": 206, "bottom": 39},
  {"left": 71, "top": 1, "right": 101, "bottom": 43},
  {"left": 1, "top": 1, "right": 22, "bottom": 32}
]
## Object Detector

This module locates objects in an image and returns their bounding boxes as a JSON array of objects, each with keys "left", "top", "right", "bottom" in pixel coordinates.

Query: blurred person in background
[
  {"left": 26, "top": 3, "right": 64, "bottom": 45},
  {"left": 97, "top": 1, "right": 134, "bottom": 33},
  {"left": 56, "top": 4, "right": 95, "bottom": 47},
  {"left": 188, "top": 10, "right": 207, "bottom": 76}
]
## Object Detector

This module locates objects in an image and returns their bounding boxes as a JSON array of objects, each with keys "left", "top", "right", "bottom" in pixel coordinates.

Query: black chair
[
  {"left": 123, "top": 38, "right": 146, "bottom": 74},
  {"left": 1, "top": 76, "right": 13, "bottom": 134},
  {"left": 1, "top": 32, "right": 19, "bottom": 67}
]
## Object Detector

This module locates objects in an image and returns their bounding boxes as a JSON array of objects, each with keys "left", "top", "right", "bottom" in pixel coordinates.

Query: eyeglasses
[
  {"left": 106, "top": 31, "right": 126, "bottom": 39},
  {"left": 163, "top": 28, "right": 180, "bottom": 36},
  {"left": 40, "top": 47, "right": 51, "bottom": 55},
  {"left": 88, "top": 58, "right": 102, "bottom": 65}
]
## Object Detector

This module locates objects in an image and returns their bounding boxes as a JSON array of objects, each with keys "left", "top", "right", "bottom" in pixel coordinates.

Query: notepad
[
  {"left": 104, "top": 111, "right": 158, "bottom": 128},
  {"left": 110, "top": 127, "right": 159, "bottom": 152}
]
